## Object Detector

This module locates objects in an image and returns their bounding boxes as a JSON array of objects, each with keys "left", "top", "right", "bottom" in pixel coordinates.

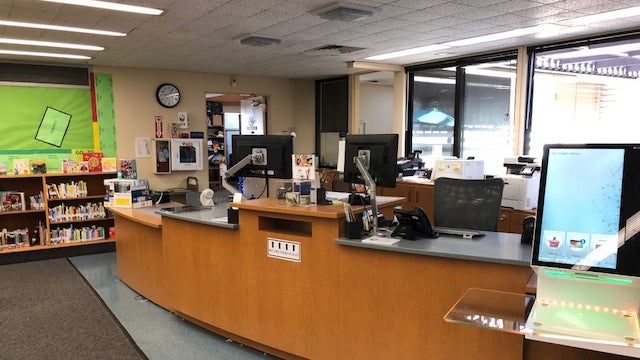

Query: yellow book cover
[{"left": 102, "top": 157, "right": 117, "bottom": 173}]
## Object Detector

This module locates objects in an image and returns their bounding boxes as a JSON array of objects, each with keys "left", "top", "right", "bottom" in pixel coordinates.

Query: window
[
  {"left": 407, "top": 51, "right": 518, "bottom": 176},
  {"left": 526, "top": 32, "right": 640, "bottom": 158}
]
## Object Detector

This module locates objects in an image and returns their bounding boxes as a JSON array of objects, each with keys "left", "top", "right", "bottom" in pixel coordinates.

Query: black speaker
[{"left": 521, "top": 216, "right": 535, "bottom": 244}]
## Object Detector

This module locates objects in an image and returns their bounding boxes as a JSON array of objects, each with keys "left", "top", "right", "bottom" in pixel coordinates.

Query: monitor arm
[
  {"left": 353, "top": 155, "right": 378, "bottom": 236},
  {"left": 222, "top": 152, "right": 265, "bottom": 198}
]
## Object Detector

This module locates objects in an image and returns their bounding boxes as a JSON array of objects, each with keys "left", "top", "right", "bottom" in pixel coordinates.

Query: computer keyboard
[{"left": 432, "top": 226, "right": 484, "bottom": 239}]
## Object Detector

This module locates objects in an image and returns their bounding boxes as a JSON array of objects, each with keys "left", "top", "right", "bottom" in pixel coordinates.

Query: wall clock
[{"left": 156, "top": 83, "right": 181, "bottom": 108}]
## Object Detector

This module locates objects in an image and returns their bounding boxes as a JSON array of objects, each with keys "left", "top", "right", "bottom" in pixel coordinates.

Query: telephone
[{"left": 391, "top": 207, "right": 439, "bottom": 240}]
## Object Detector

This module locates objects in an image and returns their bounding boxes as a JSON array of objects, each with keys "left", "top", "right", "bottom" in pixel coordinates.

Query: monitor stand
[{"left": 525, "top": 267, "right": 640, "bottom": 355}]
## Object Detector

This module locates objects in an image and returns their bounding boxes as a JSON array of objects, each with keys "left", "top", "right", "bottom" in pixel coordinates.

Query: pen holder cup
[
  {"left": 345, "top": 221, "right": 363, "bottom": 240},
  {"left": 228, "top": 208, "right": 239, "bottom": 224}
]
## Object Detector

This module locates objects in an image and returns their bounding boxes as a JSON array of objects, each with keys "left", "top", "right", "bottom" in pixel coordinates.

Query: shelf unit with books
[
  {"left": 207, "top": 113, "right": 226, "bottom": 191},
  {"left": 0, "top": 172, "right": 116, "bottom": 253}
]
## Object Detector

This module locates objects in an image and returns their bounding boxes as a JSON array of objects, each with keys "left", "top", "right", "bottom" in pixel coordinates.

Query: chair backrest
[{"left": 433, "top": 177, "right": 504, "bottom": 231}]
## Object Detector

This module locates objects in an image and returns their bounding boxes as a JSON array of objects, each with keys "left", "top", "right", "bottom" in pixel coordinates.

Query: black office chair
[{"left": 433, "top": 177, "right": 505, "bottom": 231}]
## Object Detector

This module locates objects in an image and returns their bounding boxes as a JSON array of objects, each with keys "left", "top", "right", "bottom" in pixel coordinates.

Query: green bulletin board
[{"left": 0, "top": 77, "right": 115, "bottom": 172}]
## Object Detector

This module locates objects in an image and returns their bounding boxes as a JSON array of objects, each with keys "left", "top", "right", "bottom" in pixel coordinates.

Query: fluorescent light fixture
[
  {"left": 443, "top": 24, "right": 559, "bottom": 47},
  {"left": 564, "top": 6, "right": 640, "bottom": 25},
  {"left": 414, "top": 76, "right": 455, "bottom": 84},
  {"left": 41, "top": 0, "right": 163, "bottom": 15},
  {"left": 0, "top": 49, "right": 91, "bottom": 59},
  {"left": 365, "top": 44, "right": 450, "bottom": 61},
  {"left": 0, "top": 38, "right": 104, "bottom": 51},
  {"left": 240, "top": 36, "right": 281, "bottom": 46},
  {"left": 0, "top": 20, "right": 126, "bottom": 36},
  {"left": 317, "top": 5, "right": 374, "bottom": 22}
]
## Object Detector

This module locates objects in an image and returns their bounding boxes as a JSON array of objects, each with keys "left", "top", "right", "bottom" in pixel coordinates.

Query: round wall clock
[{"left": 156, "top": 83, "right": 181, "bottom": 108}]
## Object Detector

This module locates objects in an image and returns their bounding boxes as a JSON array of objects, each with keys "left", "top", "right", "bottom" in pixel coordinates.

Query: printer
[
  {"left": 501, "top": 156, "right": 540, "bottom": 210},
  {"left": 431, "top": 158, "right": 484, "bottom": 180}
]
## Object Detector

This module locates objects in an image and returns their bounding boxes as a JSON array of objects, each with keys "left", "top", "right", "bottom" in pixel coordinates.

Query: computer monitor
[
  {"left": 531, "top": 143, "right": 640, "bottom": 277},
  {"left": 230, "top": 135, "right": 293, "bottom": 179},
  {"left": 343, "top": 134, "right": 399, "bottom": 188}
]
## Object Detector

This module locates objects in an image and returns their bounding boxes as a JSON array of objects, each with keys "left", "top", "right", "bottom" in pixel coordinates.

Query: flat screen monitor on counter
[
  {"left": 532, "top": 143, "right": 640, "bottom": 278},
  {"left": 343, "top": 134, "right": 398, "bottom": 188},
  {"left": 230, "top": 135, "right": 293, "bottom": 179}
]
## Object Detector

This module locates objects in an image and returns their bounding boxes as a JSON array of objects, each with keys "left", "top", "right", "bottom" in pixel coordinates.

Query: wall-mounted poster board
[{"left": 170, "top": 139, "right": 203, "bottom": 171}]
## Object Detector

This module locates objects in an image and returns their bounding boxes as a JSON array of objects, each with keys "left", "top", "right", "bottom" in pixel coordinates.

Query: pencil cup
[{"left": 345, "top": 221, "right": 363, "bottom": 239}]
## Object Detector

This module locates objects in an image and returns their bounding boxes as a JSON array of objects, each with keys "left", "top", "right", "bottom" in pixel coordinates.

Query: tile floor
[{"left": 69, "top": 252, "right": 280, "bottom": 360}]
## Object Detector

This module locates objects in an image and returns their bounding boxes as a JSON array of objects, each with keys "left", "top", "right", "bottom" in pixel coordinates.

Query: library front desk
[{"left": 110, "top": 198, "right": 535, "bottom": 360}]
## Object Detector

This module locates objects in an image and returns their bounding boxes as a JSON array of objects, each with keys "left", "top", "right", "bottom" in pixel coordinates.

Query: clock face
[{"left": 156, "top": 83, "right": 181, "bottom": 108}]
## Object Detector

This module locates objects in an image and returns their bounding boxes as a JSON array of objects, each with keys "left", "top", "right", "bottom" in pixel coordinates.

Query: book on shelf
[
  {"left": 117, "top": 159, "right": 137, "bottom": 179},
  {"left": 102, "top": 157, "right": 117, "bottom": 173},
  {"left": 0, "top": 191, "right": 25, "bottom": 212},
  {"left": 29, "top": 191, "right": 44, "bottom": 210},
  {"left": 47, "top": 181, "right": 88, "bottom": 199},
  {"left": 83, "top": 152, "right": 103, "bottom": 172},
  {"left": 61, "top": 159, "right": 78, "bottom": 174},
  {"left": 12, "top": 159, "right": 30, "bottom": 175},
  {"left": 30, "top": 159, "right": 47, "bottom": 174},
  {"left": 0, "top": 228, "right": 30, "bottom": 249},
  {"left": 78, "top": 161, "right": 90, "bottom": 173}
]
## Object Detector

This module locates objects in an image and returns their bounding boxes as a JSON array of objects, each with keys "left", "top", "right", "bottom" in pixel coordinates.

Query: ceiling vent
[
  {"left": 316, "top": 3, "right": 375, "bottom": 22},
  {"left": 240, "top": 36, "right": 281, "bottom": 46},
  {"left": 307, "top": 44, "right": 366, "bottom": 55}
]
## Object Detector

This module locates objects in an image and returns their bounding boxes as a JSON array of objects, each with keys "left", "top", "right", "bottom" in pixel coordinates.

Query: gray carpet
[{"left": 0, "top": 258, "right": 146, "bottom": 360}]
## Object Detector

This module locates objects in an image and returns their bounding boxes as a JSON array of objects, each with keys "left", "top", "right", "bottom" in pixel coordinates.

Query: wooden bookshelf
[{"left": 0, "top": 172, "right": 116, "bottom": 253}]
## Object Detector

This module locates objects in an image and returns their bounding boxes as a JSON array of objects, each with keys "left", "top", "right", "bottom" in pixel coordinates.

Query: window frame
[
  {"left": 405, "top": 50, "right": 518, "bottom": 158},
  {"left": 524, "top": 29, "right": 640, "bottom": 155}
]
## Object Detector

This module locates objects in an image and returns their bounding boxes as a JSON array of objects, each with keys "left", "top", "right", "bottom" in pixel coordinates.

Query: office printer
[{"left": 501, "top": 156, "right": 540, "bottom": 210}]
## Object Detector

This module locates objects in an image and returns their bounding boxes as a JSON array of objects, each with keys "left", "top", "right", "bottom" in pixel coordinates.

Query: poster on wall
[
  {"left": 34, "top": 107, "right": 72, "bottom": 147},
  {"left": 240, "top": 97, "right": 265, "bottom": 135}
]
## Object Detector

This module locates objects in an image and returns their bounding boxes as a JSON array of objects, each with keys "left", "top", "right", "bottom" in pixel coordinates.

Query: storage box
[{"left": 104, "top": 179, "right": 152, "bottom": 208}]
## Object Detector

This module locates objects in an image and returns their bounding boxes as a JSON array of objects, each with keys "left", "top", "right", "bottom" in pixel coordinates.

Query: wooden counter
[
  {"left": 160, "top": 198, "right": 530, "bottom": 360},
  {"left": 109, "top": 206, "right": 167, "bottom": 308}
]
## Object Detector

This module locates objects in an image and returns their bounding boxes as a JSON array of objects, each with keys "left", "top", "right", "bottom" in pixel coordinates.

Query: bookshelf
[
  {"left": 206, "top": 110, "right": 226, "bottom": 190},
  {"left": 0, "top": 172, "right": 116, "bottom": 253}
]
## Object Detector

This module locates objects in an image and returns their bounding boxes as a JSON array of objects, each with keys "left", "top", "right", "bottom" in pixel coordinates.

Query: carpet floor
[{"left": 0, "top": 258, "right": 146, "bottom": 360}]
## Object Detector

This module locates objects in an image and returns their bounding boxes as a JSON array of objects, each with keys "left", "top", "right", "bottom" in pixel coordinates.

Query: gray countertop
[
  {"left": 336, "top": 232, "right": 532, "bottom": 266},
  {"left": 156, "top": 204, "right": 239, "bottom": 229}
]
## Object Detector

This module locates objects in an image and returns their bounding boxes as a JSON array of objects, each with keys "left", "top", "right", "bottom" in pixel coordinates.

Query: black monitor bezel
[
  {"left": 343, "top": 134, "right": 398, "bottom": 188},
  {"left": 230, "top": 135, "right": 293, "bottom": 179},
  {"left": 531, "top": 143, "right": 640, "bottom": 277}
]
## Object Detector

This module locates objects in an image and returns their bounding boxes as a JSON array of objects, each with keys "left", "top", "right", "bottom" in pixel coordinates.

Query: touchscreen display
[
  {"left": 537, "top": 148, "right": 622, "bottom": 269},
  {"left": 532, "top": 144, "right": 640, "bottom": 277}
]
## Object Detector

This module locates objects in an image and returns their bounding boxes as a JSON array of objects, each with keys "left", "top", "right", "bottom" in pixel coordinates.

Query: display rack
[{"left": 0, "top": 172, "right": 116, "bottom": 253}]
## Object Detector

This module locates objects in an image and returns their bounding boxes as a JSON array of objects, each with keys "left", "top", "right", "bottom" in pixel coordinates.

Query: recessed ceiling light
[
  {"left": 240, "top": 36, "right": 281, "bottom": 46},
  {"left": 316, "top": 4, "right": 374, "bottom": 22},
  {"left": 41, "top": 0, "right": 163, "bottom": 15},
  {"left": 0, "top": 49, "right": 91, "bottom": 59},
  {"left": 0, "top": 20, "right": 126, "bottom": 36},
  {"left": 365, "top": 44, "right": 450, "bottom": 61},
  {"left": 0, "top": 38, "right": 104, "bottom": 51}
]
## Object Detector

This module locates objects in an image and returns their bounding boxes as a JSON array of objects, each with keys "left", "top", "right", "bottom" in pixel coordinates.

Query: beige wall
[{"left": 93, "top": 66, "right": 315, "bottom": 191}]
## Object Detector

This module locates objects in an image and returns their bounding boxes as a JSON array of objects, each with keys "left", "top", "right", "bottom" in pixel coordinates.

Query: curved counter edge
[{"left": 336, "top": 232, "right": 532, "bottom": 267}]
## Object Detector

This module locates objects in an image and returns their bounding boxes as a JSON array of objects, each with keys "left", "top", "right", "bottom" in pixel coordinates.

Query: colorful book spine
[
  {"left": 49, "top": 225, "right": 105, "bottom": 244},
  {"left": 48, "top": 202, "right": 106, "bottom": 223}
]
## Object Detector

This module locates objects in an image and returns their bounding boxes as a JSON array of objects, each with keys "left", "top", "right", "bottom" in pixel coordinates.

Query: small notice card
[{"left": 35, "top": 107, "right": 72, "bottom": 147}]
